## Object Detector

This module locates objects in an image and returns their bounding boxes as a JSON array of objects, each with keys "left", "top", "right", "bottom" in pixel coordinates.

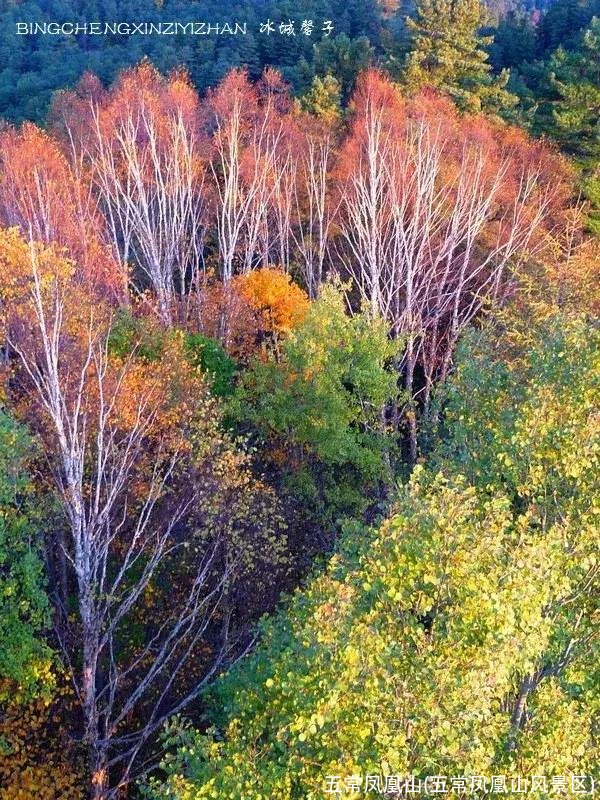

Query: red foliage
[{"left": 0, "top": 123, "right": 125, "bottom": 300}]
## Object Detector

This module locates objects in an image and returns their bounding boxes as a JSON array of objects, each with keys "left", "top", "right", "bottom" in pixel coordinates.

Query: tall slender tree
[{"left": 0, "top": 229, "right": 284, "bottom": 799}]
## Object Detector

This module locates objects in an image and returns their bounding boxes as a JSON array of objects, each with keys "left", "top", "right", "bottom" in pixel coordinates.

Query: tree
[
  {"left": 489, "top": 9, "right": 540, "bottom": 72},
  {"left": 403, "top": 0, "right": 517, "bottom": 114},
  {"left": 335, "top": 70, "right": 568, "bottom": 461},
  {"left": 0, "top": 675, "right": 85, "bottom": 799},
  {"left": 55, "top": 63, "right": 208, "bottom": 326},
  {"left": 433, "top": 314, "right": 600, "bottom": 759},
  {"left": 149, "top": 312, "right": 599, "bottom": 800},
  {"left": 0, "top": 410, "right": 53, "bottom": 704},
  {"left": 538, "top": 0, "right": 600, "bottom": 54},
  {"left": 0, "top": 122, "right": 125, "bottom": 301},
  {"left": 549, "top": 19, "right": 600, "bottom": 161},
  {"left": 0, "top": 228, "right": 286, "bottom": 799},
  {"left": 232, "top": 284, "right": 399, "bottom": 525},
  {"left": 311, "top": 34, "right": 374, "bottom": 102},
  {"left": 204, "top": 68, "right": 289, "bottom": 281},
  {"left": 291, "top": 116, "right": 336, "bottom": 299},
  {"left": 185, "top": 277, "right": 261, "bottom": 360},
  {"left": 300, "top": 74, "right": 342, "bottom": 125},
  {"left": 236, "top": 267, "right": 309, "bottom": 345}
]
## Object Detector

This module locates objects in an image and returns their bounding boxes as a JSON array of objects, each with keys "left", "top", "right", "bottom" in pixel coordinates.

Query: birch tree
[
  {"left": 0, "top": 123, "right": 124, "bottom": 300},
  {"left": 0, "top": 229, "right": 255, "bottom": 799},
  {"left": 206, "top": 68, "right": 287, "bottom": 281},
  {"left": 54, "top": 63, "right": 208, "bottom": 326},
  {"left": 336, "top": 72, "right": 570, "bottom": 460},
  {"left": 292, "top": 119, "right": 336, "bottom": 298}
]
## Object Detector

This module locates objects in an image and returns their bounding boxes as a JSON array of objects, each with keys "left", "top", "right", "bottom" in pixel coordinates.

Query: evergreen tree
[
  {"left": 300, "top": 74, "right": 342, "bottom": 123},
  {"left": 538, "top": 0, "right": 600, "bottom": 54},
  {"left": 550, "top": 18, "right": 600, "bottom": 160},
  {"left": 489, "top": 9, "right": 540, "bottom": 72},
  {"left": 311, "top": 34, "right": 374, "bottom": 101},
  {"left": 402, "top": 0, "right": 517, "bottom": 114}
]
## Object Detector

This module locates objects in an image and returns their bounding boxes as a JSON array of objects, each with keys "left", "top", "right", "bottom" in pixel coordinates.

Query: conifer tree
[
  {"left": 403, "top": 0, "right": 517, "bottom": 114},
  {"left": 550, "top": 18, "right": 600, "bottom": 160},
  {"left": 300, "top": 74, "right": 342, "bottom": 124}
]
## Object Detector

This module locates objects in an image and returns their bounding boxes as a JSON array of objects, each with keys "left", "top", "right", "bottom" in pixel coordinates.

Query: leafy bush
[
  {"left": 109, "top": 310, "right": 238, "bottom": 397},
  {"left": 184, "top": 334, "right": 237, "bottom": 398},
  {"left": 236, "top": 268, "right": 309, "bottom": 339},
  {"left": 108, "top": 309, "right": 166, "bottom": 363}
]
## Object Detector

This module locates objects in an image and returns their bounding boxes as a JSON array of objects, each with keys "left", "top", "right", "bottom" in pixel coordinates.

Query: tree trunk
[
  {"left": 506, "top": 674, "right": 535, "bottom": 753},
  {"left": 405, "top": 347, "right": 418, "bottom": 466},
  {"left": 156, "top": 284, "right": 173, "bottom": 328},
  {"left": 89, "top": 749, "right": 109, "bottom": 800}
]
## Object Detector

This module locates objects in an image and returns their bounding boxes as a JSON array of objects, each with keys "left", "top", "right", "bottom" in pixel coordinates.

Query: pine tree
[
  {"left": 300, "top": 74, "right": 342, "bottom": 124},
  {"left": 550, "top": 18, "right": 600, "bottom": 161},
  {"left": 402, "top": 0, "right": 517, "bottom": 114}
]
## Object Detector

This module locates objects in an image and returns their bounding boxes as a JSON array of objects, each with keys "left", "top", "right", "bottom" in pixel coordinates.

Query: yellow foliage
[
  {"left": 0, "top": 226, "right": 111, "bottom": 347},
  {"left": 0, "top": 678, "right": 85, "bottom": 799}
]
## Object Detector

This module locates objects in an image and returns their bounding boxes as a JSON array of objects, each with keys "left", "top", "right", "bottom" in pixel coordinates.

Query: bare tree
[
  {"left": 207, "top": 69, "right": 286, "bottom": 281},
  {"left": 81, "top": 105, "right": 207, "bottom": 326},
  {"left": 292, "top": 122, "right": 336, "bottom": 298},
  {"left": 268, "top": 127, "right": 297, "bottom": 273},
  {"left": 335, "top": 90, "right": 397, "bottom": 319},
  {"left": 2, "top": 239, "right": 239, "bottom": 800},
  {"left": 336, "top": 74, "right": 561, "bottom": 461}
]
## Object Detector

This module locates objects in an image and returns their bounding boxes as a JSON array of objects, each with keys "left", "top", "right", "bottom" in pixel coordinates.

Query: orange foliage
[
  {"left": 49, "top": 61, "right": 209, "bottom": 325},
  {"left": 52, "top": 60, "right": 203, "bottom": 152},
  {"left": 340, "top": 71, "right": 573, "bottom": 227},
  {"left": 0, "top": 228, "right": 112, "bottom": 382},
  {"left": 184, "top": 269, "right": 308, "bottom": 360},
  {"left": 0, "top": 125, "right": 125, "bottom": 300},
  {"left": 0, "top": 229, "right": 208, "bottom": 481},
  {"left": 185, "top": 278, "right": 260, "bottom": 358},
  {"left": 106, "top": 334, "right": 211, "bottom": 462},
  {"left": 236, "top": 268, "right": 309, "bottom": 335}
]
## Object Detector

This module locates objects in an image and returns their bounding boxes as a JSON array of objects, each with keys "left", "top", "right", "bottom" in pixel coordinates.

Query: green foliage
[
  {"left": 581, "top": 172, "right": 600, "bottom": 235},
  {"left": 108, "top": 309, "right": 166, "bottom": 363},
  {"left": 538, "top": 0, "right": 600, "bottom": 54},
  {"left": 491, "top": 3, "right": 600, "bottom": 160},
  {"left": 436, "top": 315, "right": 599, "bottom": 514},
  {"left": 403, "top": 0, "right": 518, "bottom": 115},
  {"left": 300, "top": 74, "right": 342, "bottom": 123},
  {"left": 232, "top": 284, "right": 400, "bottom": 523},
  {"left": 108, "top": 310, "right": 237, "bottom": 397},
  {"left": 489, "top": 10, "right": 540, "bottom": 72},
  {"left": 184, "top": 334, "right": 237, "bottom": 398},
  {"left": 304, "top": 34, "right": 375, "bottom": 101},
  {"left": 0, "top": 0, "right": 384, "bottom": 125},
  {"left": 149, "top": 312, "right": 599, "bottom": 799},
  {"left": 0, "top": 410, "right": 53, "bottom": 704}
]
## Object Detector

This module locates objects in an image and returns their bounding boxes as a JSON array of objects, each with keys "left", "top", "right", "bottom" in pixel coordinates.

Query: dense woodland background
[{"left": 0, "top": 1, "right": 598, "bottom": 799}]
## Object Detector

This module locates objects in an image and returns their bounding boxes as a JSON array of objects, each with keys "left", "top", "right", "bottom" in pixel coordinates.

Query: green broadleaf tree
[
  {"left": 0, "top": 410, "right": 53, "bottom": 704},
  {"left": 231, "top": 284, "right": 400, "bottom": 524}
]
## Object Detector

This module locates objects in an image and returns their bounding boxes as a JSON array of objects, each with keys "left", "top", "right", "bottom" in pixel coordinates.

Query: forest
[{"left": 0, "top": 0, "right": 598, "bottom": 798}]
